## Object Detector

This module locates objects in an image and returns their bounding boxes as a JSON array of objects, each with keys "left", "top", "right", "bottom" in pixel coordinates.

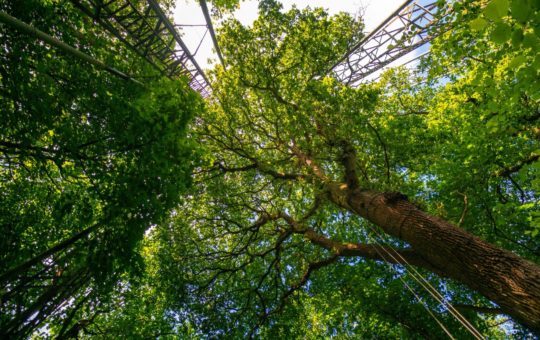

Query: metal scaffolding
[
  {"left": 67, "top": 0, "right": 450, "bottom": 96},
  {"left": 331, "top": 0, "right": 448, "bottom": 86},
  {"left": 70, "top": 0, "right": 217, "bottom": 97}
]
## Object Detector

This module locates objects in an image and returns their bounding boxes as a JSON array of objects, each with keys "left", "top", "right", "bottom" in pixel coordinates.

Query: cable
[
  {"left": 363, "top": 223, "right": 484, "bottom": 339},
  {"left": 399, "top": 274, "right": 457, "bottom": 339},
  {"left": 199, "top": 0, "right": 226, "bottom": 68},
  {"left": 362, "top": 233, "right": 456, "bottom": 338},
  {"left": 388, "top": 247, "right": 483, "bottom": 339}
]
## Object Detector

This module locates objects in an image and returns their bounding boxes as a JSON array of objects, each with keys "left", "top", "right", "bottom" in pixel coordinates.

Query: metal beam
[
  {"left": 70, "top": 0, "right": 213, "bottom": 97},
  {"left": 199, "top": 0, "right": 225, "bottom": 68},
  {"left": 330, "top": 0, "right": 449, "bottom": 86},
  {"left": 0, "top": 11, "right": 143, "bottom": 86}
]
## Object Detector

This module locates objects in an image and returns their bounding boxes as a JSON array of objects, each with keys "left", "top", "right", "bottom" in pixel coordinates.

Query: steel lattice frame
[
  {"left": 331, "top": 0, "right": 448, "bottom": 86},
  {"left": 70, "top": 0, "right": 212, "bottom": 97},
  {"left": 69, "top": 0, "right": 451, "bottom": 96}
]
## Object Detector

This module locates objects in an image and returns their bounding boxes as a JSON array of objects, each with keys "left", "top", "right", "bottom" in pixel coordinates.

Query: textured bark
[
  {"left": 326, "top": 182, "right": 540, "bottom": 334},
  {"left": 300, "top": 227, "right": 441, "bottom": 273}
]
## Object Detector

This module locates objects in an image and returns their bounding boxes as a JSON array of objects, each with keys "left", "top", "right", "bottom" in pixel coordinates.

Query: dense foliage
[
  {"left": 0, "top": 0, "right": 202, "bottom": 337},
  {"left": 426, "top": 0, "right": 540, "bottom": 239},
  {"left": 1, "top": 0, "right": 540, "bottom": 338},
  {"left": 86, "top": 1, "right": 539, "bottom": 338}
]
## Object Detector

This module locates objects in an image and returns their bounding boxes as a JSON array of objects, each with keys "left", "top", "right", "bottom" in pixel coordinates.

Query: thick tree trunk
[{"left": 327, "top": 183, "right": 540, "bottom": 334}]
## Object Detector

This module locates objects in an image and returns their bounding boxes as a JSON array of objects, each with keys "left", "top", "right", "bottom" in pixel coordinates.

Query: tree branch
[
  {"left": 366, "top": 121, "right": 391, "bottom": 184},
  {"left": 339, "top": 140, "right": 360, "bottom": 191},
  {"left": 495, "top": 153, "right": 539, "bottom": 177},
  {"left": 281, "top": 255, "right": 338, "bottom": 302},
  {"left": 238, "top": 77, "right": 299, "bottom": 110},
  {"left": 453, "top": 304, "right": 505, "bottom": 315},
  {"left": 302, "top": 228, "right": 437, "bottom": 271},
  {"left": 457, "top": 192, "right": 468, "bottom": 227},
  {"left": 290, "top": 144, "right": 327, "bottom": 181},
  {"left": 214, "top": 161, "right": 303, "bottom": 180},
  {"left": 277, "top": 212, "right": 439, "bottom": 272},
  {"left": 250, "top": 254, "right": 339, "bottom": 338}
]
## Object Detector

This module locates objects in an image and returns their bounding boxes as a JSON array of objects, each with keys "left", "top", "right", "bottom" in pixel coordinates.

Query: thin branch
[
  {"left": 489, "top": 318, "right": 511, "bottom": 328},
  {"left": 280, "top": 255, "right": 338, "bottom": 303},
  {"left": 495, "top": 153, "right": 539, "bottom": 177},
  {"left": 290, "top": 144, "right": 327, "bottom": 181},
  {"left": 396, "top": 94, "right": 429, "bottom": 116},
  {"left": 238, "top": 78, "right": 299, "bottom": 110},
  {"left": 507, "top": 174, "right": 526, "bottom": 203},
  {"left": 214, "top": 159, "right": 302, "bottom": 181},
  {"left": 300, "top": 195, "right": 323, "bottom": 222},
  {"left": 457, "top": 192, "right": 468, "bottom": 227},
  {"left": 366, "top": 121, "right": 391, "bottom": 184},
  {"left": 453, "top": 304, "right": 505, "bottom": 315},
  {"left": 277, "top": 212, "right": 439, "bottom": 272},
  {"left": 249, "top": 255, "right": 338, "bottom": 338}
]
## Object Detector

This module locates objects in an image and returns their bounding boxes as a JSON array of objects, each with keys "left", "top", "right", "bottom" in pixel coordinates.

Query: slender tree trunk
[
  {"left": 327, "top": 183, "right": 540, "bottom": 334},
  {"left": 57, "top": 293, "right": 92, "bottom": 338},
  {"left": 2, "top": 269, "right": 90, "bottom": 338},
  {"left": 0, "top": 223, "right": 99, "bottom": 284}
]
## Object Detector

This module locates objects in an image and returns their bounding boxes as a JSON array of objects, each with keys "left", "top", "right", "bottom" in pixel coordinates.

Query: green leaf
[
  {"left": 484, "top": 0, "right": 509, "bottom": 21},
  {"left": 533, "top": 54, "right": 540, "bottom": 71},
  {"left": 508, "top": 55, "right": 527, "bottom": 69},
  {"left": 469, "top": 17, "right": 488, "bottom": 30},
  {"left": 523, "top": 32, "right": 540, "bottom": 49},
  {"left": 486, "top": 116, "right": 502, "bottom": 132},
  {"left": 510, "top": 0, "right": 530, "bottom": 23},
  {"left": 491, "top": 22, "right": 512, "bottom": 44},
  {"left": 511, "top": 28, "right": 524, "bottom": 47}
]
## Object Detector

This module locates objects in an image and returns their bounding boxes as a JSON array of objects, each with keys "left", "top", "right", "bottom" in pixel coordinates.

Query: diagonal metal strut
[
  {"left": 70, "top": 0, "right": 218, "bottom": 97},
  {"left": 331, "top": 0, "right": 449, "bottom": 86}
]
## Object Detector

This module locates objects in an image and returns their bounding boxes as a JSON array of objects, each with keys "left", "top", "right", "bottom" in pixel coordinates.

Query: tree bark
[{"left": 326, "top": 182, "right": 540, "bottom": 334}]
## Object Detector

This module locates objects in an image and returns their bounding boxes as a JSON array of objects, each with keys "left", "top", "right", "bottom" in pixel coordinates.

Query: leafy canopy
[
  {"left": 0, "top": 0, "right": 203, "bottom": 337},
  {"left": 100, "top": 2, "right": 538, "bottom": 337}
]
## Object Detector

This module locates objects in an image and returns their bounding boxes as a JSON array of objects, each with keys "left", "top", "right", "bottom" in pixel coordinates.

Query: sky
[{"left": 173, "top": 0, "right": 414, "bottom": 75}]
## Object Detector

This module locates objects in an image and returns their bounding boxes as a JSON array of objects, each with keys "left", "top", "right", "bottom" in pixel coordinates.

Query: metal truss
[
  {"left": 70, "top": 0, "right": 215, "bottom": 97},
  {"left": 331, "top": 0, "right": 448, "bottom": 86}
]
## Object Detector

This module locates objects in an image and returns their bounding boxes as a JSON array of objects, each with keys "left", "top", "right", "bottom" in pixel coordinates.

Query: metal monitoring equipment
[
  {"left": 70, "top": 0, "right": 215, "bottom": 97},
  {"left": 331, "top": 0, "right": 448, "bottom": 86}
]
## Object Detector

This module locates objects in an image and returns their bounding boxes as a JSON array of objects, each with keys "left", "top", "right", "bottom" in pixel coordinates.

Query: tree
[
  {"left": 3, "top": 0, "right": 540, "bottom": 338},
  {"left": 143, "top": 2, "right": 540, "bottom": 337},
  {"left": 0, "top": 0, "right": 203, "bottom": 337}
]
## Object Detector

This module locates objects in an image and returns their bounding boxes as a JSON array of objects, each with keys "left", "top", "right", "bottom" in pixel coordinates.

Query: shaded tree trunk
[
  {"left": 0, "top": 223, "right": 99, "bottom": 284},
  {"left": 327, "top": 183, "right": 540, "bottom": 333},
  {"left": 1, "top": 268, "right": 90, "bottom": 338}
]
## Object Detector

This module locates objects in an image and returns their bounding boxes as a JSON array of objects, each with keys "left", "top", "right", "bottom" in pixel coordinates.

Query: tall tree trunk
[
  {"left": 2, "top": 269, "right": 90, "bottom": 338},
  {"left": 327, "top": 183, "right": 540, "bottom": 334},
  {"left": 0, "top": 223, "right": 99, "bottom": 284}
]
